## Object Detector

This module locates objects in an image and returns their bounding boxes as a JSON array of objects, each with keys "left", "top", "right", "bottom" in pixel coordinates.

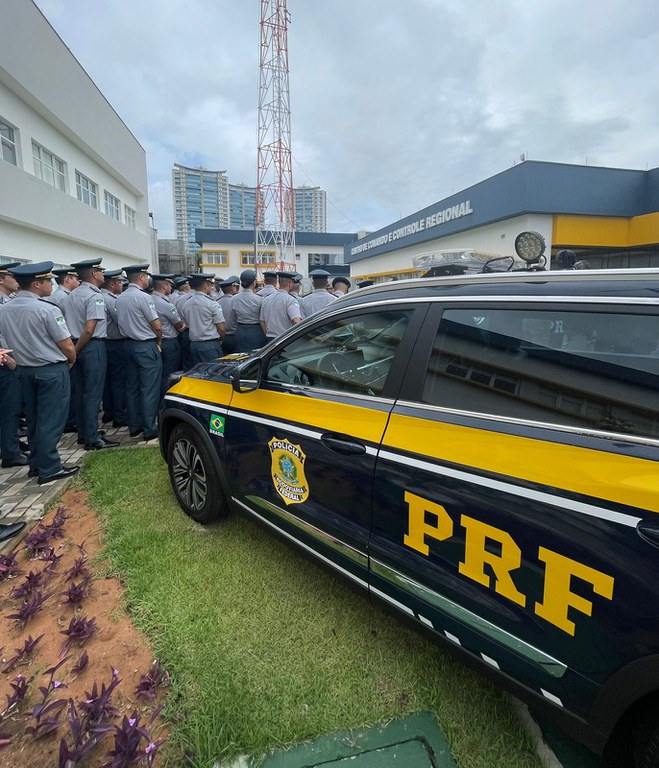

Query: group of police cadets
[{"left": 0, "top": 259, "right": 354, "bottom": 505}]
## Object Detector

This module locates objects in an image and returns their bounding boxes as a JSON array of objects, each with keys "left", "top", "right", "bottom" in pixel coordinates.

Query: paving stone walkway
[{"left": 0, "top": 425, "right": 156, "bottom": 555}]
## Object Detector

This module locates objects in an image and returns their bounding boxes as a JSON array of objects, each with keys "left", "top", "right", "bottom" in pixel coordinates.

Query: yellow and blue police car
[{"left": 160, "top": 259, "right": 659, "bottom": 768}]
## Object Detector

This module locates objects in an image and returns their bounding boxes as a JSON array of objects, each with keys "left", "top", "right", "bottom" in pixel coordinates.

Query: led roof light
[{"left": 514, "top": 231, "right": 546, "bottom": 263}]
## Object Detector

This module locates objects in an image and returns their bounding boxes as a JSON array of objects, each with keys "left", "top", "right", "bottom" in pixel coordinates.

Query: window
[
  {"left": 200, "top": 251, "right": 228, "bottom": 266},
  {"left": 32, "top": 142, "right": 66, "bottom": 191},
  {"left": 104, "top": 191, "right": 120, "bottom": 220},
  {"left": 75, "top": 171, "right": 98, "bottom": 208},
  {"left": 1, "top": 119, "right": 17, "bottom": 165},
  {"left": 421, "top": 307, "right": 659, "bottom": 439},
  {"left": 124, "top": 204, "right": 136, "bottom": 229},
  {"left": 240, "top": 250, "right": 276, "bottom": 266},
  {"left": 266, "top": 310, "right": 411, "bottom": 396}
]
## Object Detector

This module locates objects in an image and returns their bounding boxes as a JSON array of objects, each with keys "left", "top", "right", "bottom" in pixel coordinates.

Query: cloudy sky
[{"left": 35, "top": 0, "right": 659, "bottom": 238}]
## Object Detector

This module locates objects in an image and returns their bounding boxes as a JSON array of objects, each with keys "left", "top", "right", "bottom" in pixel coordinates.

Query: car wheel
[
  {"left": 634, "top": 704, "right": 659, "bottom": 768},
  {"left": 167, "top": 423, "right": 227, "bottom": 524}
]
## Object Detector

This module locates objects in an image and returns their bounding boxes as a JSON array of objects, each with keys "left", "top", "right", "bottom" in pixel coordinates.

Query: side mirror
[{"left": 231, "top": 358, "right": 262, "bottom": 393}]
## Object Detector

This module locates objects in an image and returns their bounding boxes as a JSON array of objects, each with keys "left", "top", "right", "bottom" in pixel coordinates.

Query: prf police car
[{"left": 160, "top": 262, "right": 659, "bottom": 767}]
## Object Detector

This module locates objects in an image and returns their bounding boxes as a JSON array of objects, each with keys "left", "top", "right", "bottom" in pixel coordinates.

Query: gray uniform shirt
[
  {"left": 0, "top": 291, "right": 13, "bottom": 347},
  {"left": 101, "top": 289, "right": 123, "bottom": 340},
  {"left": 301, "top": 289, "right": 336, "bottom": 319},
  {"left": 152, "top": 291, "right": 182, "bottom": 340},
  {"left": 231, "top": 289, "right": 263, "bottom": 325},
  {"left": 116, "top": 284, "right": 159, "bottom": 340},
  {"left": 185, "top": 292, "right": 225, "bottom": 342},
  {"left": 175, "top": 290, "right": 195, "bottom": 321},
  {"left": 48, "top": 287, "right": 70, "bottom": 311},
  {"left": 260, "top": 290, "right": 301, "bottom": 338},
  {"left": 0, "top": 292, "right": 70, "bottom": 366},
  {"left": 64, "top": 282, "right": 107, "bottom": 339},
  {"left": 218, "top": 294, "right": 236, "bottom": 335},
  {"left": 256, "top": 284, "right": 277, "bottom": 297}
]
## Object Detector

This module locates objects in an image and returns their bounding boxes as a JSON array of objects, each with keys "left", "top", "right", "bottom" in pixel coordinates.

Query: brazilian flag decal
[{"left": 209, "top": 413, "right": 225, "bottom": 436}]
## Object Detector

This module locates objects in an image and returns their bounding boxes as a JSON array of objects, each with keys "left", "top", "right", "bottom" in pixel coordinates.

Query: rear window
[{"left": 421, "top": 307, "right": 659, "bottom": 439}]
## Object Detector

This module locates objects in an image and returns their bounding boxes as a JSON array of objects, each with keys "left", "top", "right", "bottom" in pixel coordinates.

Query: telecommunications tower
[{"left": 255, "top": 0, "right": 296, "bottom": 275}]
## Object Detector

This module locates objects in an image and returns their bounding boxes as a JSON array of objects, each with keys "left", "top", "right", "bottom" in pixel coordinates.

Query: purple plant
[
  {"left": 71, "top": 651, "right": 89, "bottom": 675},
  {"left": 135, "top": 660, "right": 165, "bottom": 702},
  {"left": 79, "top": 669, "right": 121, "bottom": 728},
  {"left": 0, "top": 551, "right": 22, "bottom": 581},
  {"left": 1, "top": 633, "right": 45, "bottom": 673},
  {"left": 24, "top": 658, "right": 69, "bottom": 740},
  {"left": 102, "top": 709, "right": 164, "bottom": 768},
  {"left": 58, "top": 699, "right": 112, "bottom": 768},
  {"left": 65, "top": 556, "right": 91, "bottom": 582},
  {"left": 39, "top": 547, "right": 64, "bottom": 567},
  {"left": 4, "top": 674, "right": 29, "bottom": 714},
  {"left": 6, "top": 590, "right": 52, "bottom": 628},
  {"left": 60, "top": 614, "right": 97, "bottom": 657},
  {"left": 23, "top": 526, "right": 53, "bottom": 558},
  {"left": 43, "top": 508, "right": 68, "bottom": 540},
  {"left": 62, "top": 579, "right": 91, "bottom": 608},
  {"left": 9, "top": 568, "right": 50, "bottom": 600}
]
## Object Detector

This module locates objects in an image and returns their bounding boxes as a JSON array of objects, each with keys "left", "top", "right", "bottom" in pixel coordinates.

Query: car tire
[
  {"left": 167, "top": 423, "right": 227, "bottom": 524},
  {"left": 634, "top": 704, "right": 659, "bottom": 768}
]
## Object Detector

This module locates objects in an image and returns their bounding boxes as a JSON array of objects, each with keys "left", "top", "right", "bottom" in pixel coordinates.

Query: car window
[
  {"left": 265, "top": 310, "right": 411, "bottom": 396},
  {"left": 421, "top": 307, "right": 659, "bottom": 439}
]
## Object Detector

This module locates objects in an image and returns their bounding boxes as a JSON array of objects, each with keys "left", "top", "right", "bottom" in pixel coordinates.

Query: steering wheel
[{"left": 316, "top": 352, "right": 353, "bottom": 387}]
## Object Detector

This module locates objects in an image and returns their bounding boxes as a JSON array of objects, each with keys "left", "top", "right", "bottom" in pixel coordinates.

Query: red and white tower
[{"left": 255, "top": 0, "right": 296, "bottom": 276}]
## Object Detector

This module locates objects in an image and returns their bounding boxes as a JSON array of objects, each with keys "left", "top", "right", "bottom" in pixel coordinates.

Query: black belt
[
  {"left": 126, "top": 338, "right": 157, "bottom": 342},
  {"left": 237, "top": 322, "right": 260, "bottom": 326}
]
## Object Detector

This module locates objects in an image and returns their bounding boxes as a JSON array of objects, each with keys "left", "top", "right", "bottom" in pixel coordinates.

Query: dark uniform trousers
[
  {"left": 19, "top": 362, "right": 69, "bottom": 478},
  {"left": 160, "top": 337, "right": 181, "bottom": 400},
  {"left": 221, "top": 334, "right": 236, "bottom": 355},
  {"left": 234, "top": 324, "right": 267, "bottom": 354},
  {"left": 0, "top": 366, "right": 22, "bottom": 461},
  {"left": 124, "top": 339, "right": 162, "bottom": 438},
  {"left": 179, "top": 328, "right": 192, "bottom": 370},
  {"left": 190, "top": 340, "right": 223, "bottom": 366},
  {"left": 72, "top": 339, "right": 107, "bottom": 445},
  {"left": 103, "top": 338, "right": 127, "bottom": 423}
]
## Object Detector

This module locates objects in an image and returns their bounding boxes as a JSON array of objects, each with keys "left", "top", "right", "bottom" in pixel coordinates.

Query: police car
[{"left": 160, "top": 264, "right": 659, "bottom": 767}]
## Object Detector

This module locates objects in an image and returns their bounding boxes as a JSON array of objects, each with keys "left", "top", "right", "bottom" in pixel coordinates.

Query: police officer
[
  {"left": 101, "top": 269, "right": 127, "bottom": 427},
  {"left": 257, "top": 270, "right": 278, "bottom": 297},
  {"left": 0, "top": 262, "right": 78, "bottom": 484},
  {"left": 49, "top": 267, "right": 80, "bottom": 311},
  {"left": 186, "top": 273, "right": 225, "bottom": 364},
  {"left": 232, "top": 270, "right": 267, "bottom": 353},
  {"left": 290, "top": 272, "right": 303, "bottom": 298},
  {"left": 171, "top": 276, "right": 191, "bottom": 308},
  {"left": 217, "top": 275, "right": 239, "bottom": 354},
  {"left": 115, "top": 264, "right": 163, "bottom": 441},
  {"left": 331, "top": 276, "right": 351, "bottom": 297},
  {"left": 0, "top": 261, "right": 26, "bottom": 471},
  {"left": 151, "top": 274, "right": 185, "bottom": 399},
  {"left": 66, "top": 258, "right": 118, "bottom": 451},
  {"left": 260, "top": 271, "right": 302, "bottom": 341},
  {"left": 301, "top": 269, "right": 336, "bottom": 318}
]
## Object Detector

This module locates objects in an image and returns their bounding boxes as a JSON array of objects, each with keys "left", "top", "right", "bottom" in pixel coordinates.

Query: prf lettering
[{"left": 403, "top": 490, "right": 614, "bottom": 636}]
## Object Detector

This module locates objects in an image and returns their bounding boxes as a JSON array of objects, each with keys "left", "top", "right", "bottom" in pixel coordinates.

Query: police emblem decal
[
  {"left": 209, "top": 413, "right": 225, "bottom": 436},
  {"left": 268, "top": 438, "right": 309, "bottom": 505}
]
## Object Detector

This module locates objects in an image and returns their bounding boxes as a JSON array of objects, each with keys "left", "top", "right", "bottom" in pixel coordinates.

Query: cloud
[{"left": 34, "top": 0, "right": 659, "bottom": 236}]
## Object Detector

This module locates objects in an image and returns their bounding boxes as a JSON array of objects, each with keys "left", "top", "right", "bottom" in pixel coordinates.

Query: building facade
[
  {"left": 196, "top": 228, "right": 357, "bottom": 287},
  {"left": 346, "top": 161, "right": 659, "bottom": 282},
  {"left": 0, "top": 0, "right": 151, "bottom": 270},
  {"left": 173, "top": 164, "right": 328, "bottom": 256},
  {"left": 294, "top": 186, "right": 327, "bottom": 232}
]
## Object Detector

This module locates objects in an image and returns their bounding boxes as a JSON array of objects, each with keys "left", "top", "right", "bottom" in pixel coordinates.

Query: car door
[
  {"left": 223, "top": 304, "right": 425, "bottom": 588},
  {"left": 369, "top": 300, "right": 659, "bottom": 721}
]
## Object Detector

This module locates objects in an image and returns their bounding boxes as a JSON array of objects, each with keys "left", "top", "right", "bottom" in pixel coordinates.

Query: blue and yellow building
[{"left": 346, "top": 161, "right": 659, "bottom": 281}]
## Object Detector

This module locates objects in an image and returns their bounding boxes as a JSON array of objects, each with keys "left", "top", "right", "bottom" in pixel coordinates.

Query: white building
[{"left": 0, "top": 0, "right": 151, "bottom": 270}]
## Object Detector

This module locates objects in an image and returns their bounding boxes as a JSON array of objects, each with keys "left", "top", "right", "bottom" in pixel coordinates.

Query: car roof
[{"left": 336, "top": 269, "right": 659, "bottom": 307}]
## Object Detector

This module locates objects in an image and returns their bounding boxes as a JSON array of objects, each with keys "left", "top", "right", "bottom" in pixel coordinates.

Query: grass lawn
[{"left": 83, "top": 447, "right": 542, "bottom": 768}]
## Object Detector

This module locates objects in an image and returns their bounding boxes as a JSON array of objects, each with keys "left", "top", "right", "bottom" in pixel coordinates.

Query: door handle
[
  {"left": 320, "top": 434, "right": 367, "bottom": 456},
  {"left": 637, "top": 521, "right": 659, "bottom": 549}
]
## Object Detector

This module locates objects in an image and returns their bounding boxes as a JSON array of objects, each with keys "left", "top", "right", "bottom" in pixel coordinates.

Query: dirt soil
[{"left": 0, "top": 489, "right": 168, "bottom": 767}]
